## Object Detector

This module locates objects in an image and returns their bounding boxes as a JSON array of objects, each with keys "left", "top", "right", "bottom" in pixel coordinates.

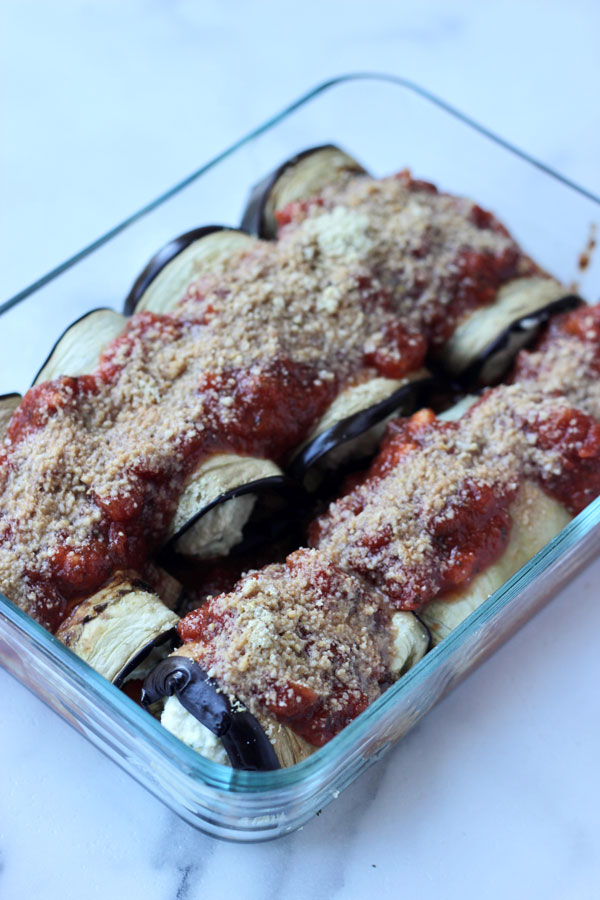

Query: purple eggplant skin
[
  {"left": 456, "top": 294, "right": 584, "bottom": 388},
  {"left": 288, "top": 376, "right": 433, "bottom": 482},
  {"left": 163, "top": 474, "right": 308, "bottom": 558},
  {"left": 113, "top": 626, "right": 179, "bottom": 688},
  {"left": 142, "top": 656, "right": 281, "bottom": 771},
  {"left": 124, "top": 225, "right": 245, "bottom": 316},
  {"left": 240, "top": 144, "right": 367, "bottom": 239}
]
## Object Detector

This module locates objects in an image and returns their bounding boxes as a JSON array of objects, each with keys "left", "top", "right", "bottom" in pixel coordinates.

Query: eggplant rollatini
[
  {"left": 242, "top": 145, "right": 581, "bottom": 389},
  {"left": 125, "top": 220, "right": 430, "bottom": 486},
  {"left": 30, "top": 302, "right": 298, "bottom": 563},
  {"left": 145, "top": 549, "right": 430, "bottom": 769},
  {"left": 0, "top": 395, "right": 179, "bottom": 681},
  {"left": 0, "top": 196, "right": 430, "bottom": 665},
  {"left": 312, "top": 304, "right": 600, "bottom": 643}
]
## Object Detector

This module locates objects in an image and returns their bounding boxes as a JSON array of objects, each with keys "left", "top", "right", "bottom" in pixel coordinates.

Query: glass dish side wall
[
  {"left": 2, "top": 502, "right": 599, "bottom": 841},
  {"left": 2, "top": 77, "right": 598, "bottom": 393},
  {"left": 0, "top": 75, "right": 599, "bottom": 841}
]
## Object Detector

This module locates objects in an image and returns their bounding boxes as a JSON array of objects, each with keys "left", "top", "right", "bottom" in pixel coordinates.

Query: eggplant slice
[
  {"left": 420, "top": 481, "right": 572, "bottom": 645},
  {"left": 153, "top": 609, "right": 430, "bottom": 769},
  {"left": 142, "top": 655, "right": 281, "bottom": 771},
  {"left": 390, "top": 612, "right": 431, "bottom": 676},
  {"left": 56, "top": 570, "right": 180, "bottom": 683},
  {"left": 437, "top": 278, "right": 583, "bottom": 387},
  {"left": 289, "top": 371, "right": 432, "bottom": 484},
  {"left": 32, "top": 308, "right": 127, "bottom": 386},
  {"left": 0, "top": 393, "right": 21, "bottom": 439},
  {"left": 240, "top": 144, "right": 367, "bottom": 239},
  {"left": 113, "top": 627, "right": 179, "bottom": 689},
  {"left": 28, "top": 303, "right": 300, "bottom": 562},
  {"left": 124, "top": 226, "right": 257, "bottom": 315},
  {"left": 163, "top": 454, "right": 304, "bottom": 560}
]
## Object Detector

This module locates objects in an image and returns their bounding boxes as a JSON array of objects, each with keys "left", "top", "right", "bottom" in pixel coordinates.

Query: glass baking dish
[{"left": 1, "top": 73, "right": 599, "bottom": 842}]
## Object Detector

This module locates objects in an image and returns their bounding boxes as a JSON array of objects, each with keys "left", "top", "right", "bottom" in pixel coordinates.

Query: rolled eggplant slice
[
  {"left": 390, "top": 611, "right": 431, "bottom": 676},
  {"left": 142, "top": 655, "right": 281, "bottom": 771},
  {"left": 164, "top": 454, "right": 303, "bottom": 560},
  {"left": 56, "top": 571, "right": 179, "bottom": 683},
  {"left": 124, "top": 226, "right": 257, "bottom": 315},
  {"left": 0, "top": 393, "right": 21, "bottom": 438},
  {"left": 420, "top": 481, "right": 572, "bottom": 645},
  {"left": 159, "top": 692, "right": 315, "bottom": 769},
  {"left": 28, "top": 305, "right": 297, "bottom": 563},
  {"left": 143, "top": 563, "right": 184, "bottom": 611},
  {"left": 32, "top": 308, "right": 127, "bottom": 386},
  {"left": 240, "top": 144, "right": 367, "bottom": 239},
  {"left": 113, "top": 627, "right": 179, "bottom": 689},
  {"left": 243, "top": 150, "right": 580, "bottom": 391},
  {"left": 437, "top": 278, "right": 583, "bottom": 386},
  {"left": 154, "top": 609, "right": 430, "bottom": 769},
  {"left": 289, "top": 370, "right": 432, "bottom": 483}
]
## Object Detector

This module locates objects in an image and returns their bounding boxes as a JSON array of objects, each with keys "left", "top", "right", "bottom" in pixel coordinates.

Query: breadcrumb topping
[
  {"left": 311, "top": 376, "right": 599, "bottom": 609},
  {"left": 278, "top": 172, "right": 539, "bottom": 345},
  {"left": 178, "top": 548, "right": 392, "bottom": 746},
  {"left": 0, "top": 169, "right": 568, "bottom": 629},
  {"left": 512, "top": 305, "right": 600, "bottom": 419},
  {"left": 175, "top": 307, "right": 600, "bottom": 741}
]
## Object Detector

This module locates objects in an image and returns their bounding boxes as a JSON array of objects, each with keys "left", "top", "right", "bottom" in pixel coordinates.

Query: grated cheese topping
[
  {"left": 0, "top": 170, "right": 563, "bottom": 626},
  {"left": 178, "top": 548, "right": 392, "bottom": 741}
]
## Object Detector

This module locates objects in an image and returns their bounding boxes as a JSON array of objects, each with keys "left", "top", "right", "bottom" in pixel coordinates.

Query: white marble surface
[{"left": 1, "top": 1, "right": 600, "bottom": 897}]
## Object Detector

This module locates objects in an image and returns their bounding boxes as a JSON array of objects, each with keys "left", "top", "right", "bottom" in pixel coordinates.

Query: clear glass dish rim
[
  {"left": 1, "top": 71, "right": 599, "bottom": 797},
  {"left": 2, "top": 71, "right": 599, "bottom": 316}
]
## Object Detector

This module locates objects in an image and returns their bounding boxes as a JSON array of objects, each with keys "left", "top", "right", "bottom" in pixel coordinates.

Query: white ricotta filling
[
  {"left": 175, "top": 493, "right": 256, "bottom": 558},
  {"left": 161, "top": 696, "right": 231, "bottom": 766},
  {"left": 168, "top": 454, "right": 282, "bottom": 558}
]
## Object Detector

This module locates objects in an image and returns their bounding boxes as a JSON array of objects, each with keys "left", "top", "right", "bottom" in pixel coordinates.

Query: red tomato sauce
[
  {"left": 532, "top": 406, "right": 600, "bottom": 514},
  {"left": 7, "top": 376, "right": 99, "bottom": 446},
  {"left": 265, "top": 682, "right": 369, "bottom": 747},
  {"left": 177, "top": 551, "right": 390, "bottom": 746},
  {"left": 3, "top": 313, "right": 339, "bottom": 631},
  {"left": 312, "top": 399, "right": 600, "bottom": 614}
]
